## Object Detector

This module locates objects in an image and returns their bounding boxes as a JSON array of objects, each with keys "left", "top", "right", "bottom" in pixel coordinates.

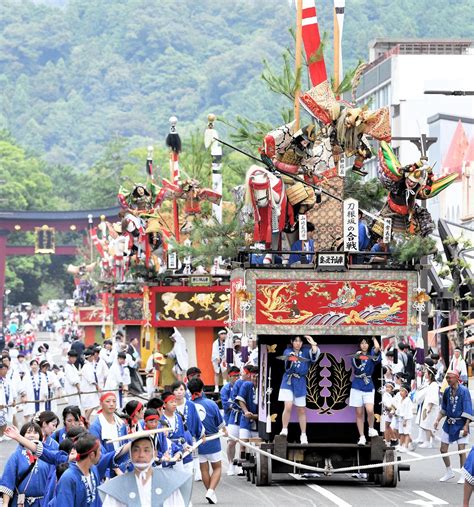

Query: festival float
[
  {"left": 71, "top": 0, "right": 460, "bottom": 487},
  {"left": 223, "top": 0, "right": 458, "bottom": 488}
]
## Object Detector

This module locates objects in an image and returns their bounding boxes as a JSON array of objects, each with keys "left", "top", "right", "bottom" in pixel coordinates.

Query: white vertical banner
[
  {"left": 338, "top": 156, "right": 346, "bottom": 177},
  {"left": 383, "top": 218, "right": 392, "bottom": 243},
  {"left": 204, "top": 114, "right": 223, "bottom": 224},
  {"left": 298, "top": 214, "right": 307, "bottom": 240},
  {"left": 344, "top": 198, "right": 359, "bottom": 251}
]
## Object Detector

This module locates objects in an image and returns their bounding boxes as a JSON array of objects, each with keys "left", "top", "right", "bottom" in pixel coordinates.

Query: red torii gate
[{"left": 0, "top": 207, "right": 120, "bottom": 327}]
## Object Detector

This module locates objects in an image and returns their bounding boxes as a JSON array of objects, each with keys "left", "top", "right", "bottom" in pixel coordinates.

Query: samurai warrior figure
[
  {"left": 374, "top": 141, "right": 458, "bottom": 237},
  {"left": 299, "top": 79, "right": 392, "bottom": 176},
  {"left": 261, "top": 121, "right": 326, "bottom": 231}
]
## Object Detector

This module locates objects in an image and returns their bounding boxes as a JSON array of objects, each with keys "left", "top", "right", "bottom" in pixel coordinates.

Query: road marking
[
  {"left": 405, "top": 490, "right": 448, "bottom": 505},
  {"left": 289, "top": 473, "right": 352, "bottom": 507},
  {"left": 305, "top": 484, "right": 352, "bottom": 507}
]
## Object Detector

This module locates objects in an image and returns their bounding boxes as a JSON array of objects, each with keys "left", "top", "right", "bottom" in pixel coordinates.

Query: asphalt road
[{"left": 0, "top": 332, "right": 469, "bottom": 505}]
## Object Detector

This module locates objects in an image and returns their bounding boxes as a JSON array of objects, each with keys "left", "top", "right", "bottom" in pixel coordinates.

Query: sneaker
[
  {"left": 439, "top": 470, "right": 455, "bottom": 482},
  {"left": 397, "top": 446, "right": 407, "bottom": 453},
  {"left": 206, "top": 489, "right": 217, "bottom": 504},
  {"left": 458, "top": 476, "right": 465, "bottom": 484},
  {"left": 408, "top": 442, "right": 418, "bottom": 451},
  {"left": 368, "top": 428, "right": 378, "bottom": 437},
  {"left": 226, "top": 465, "right": 236, "bottom": 476},
  {"left": 418, "top": 442, "right": 432, "bottom": 449},
  {"left": 214, "top": 386, "right": 219, "bottom": 393},
  {"left": 279, "top": 428, "right": 288, "bottom": 437},
  {"left": 357, "top": 436, "right": 366, "bottom": 445},
  {"left": 300, "top": 433, "right": 308, "bottom": 445}
]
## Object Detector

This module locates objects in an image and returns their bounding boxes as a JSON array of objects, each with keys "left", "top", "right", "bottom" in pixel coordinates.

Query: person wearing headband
[
  {"left": 121, "top": 400, "right": 145, "bottom": 435},
  {"left": 89, "top": 392, "right": 125, "bottom": 478},
  {"left": 104, "top": 353, "right": 130, "bottom": 409},
  {"left": 226, "top": 366, "right": 253, "bottom": 476},
  {"left": 188, "top": 377, "right": 226, "bottom": 505},
  {"left": 160, "top": 392, "right": 193, "bottom": 473},
  {"left": 98, "top": 434, "right": 193, "bottom": 507},
  {"left": 218, "top": 366, "right": 240, "bottom": 477},
  {"left": 419, "top": 366, "right": 440, "bottom": 448},
  {"left": 171, "top": 380, "right": 204, "bottom": 481},
  {"left": 396, "top": 384, "right": 414, "bottom": 453},
  {"left": 381, "top": 381, "right": 396, "bottom": 445},
  {"left": 4, "top": 425, "right": 131, "bottom": 507},
  {"left": 448, "top": 347, "right": 468, "bottom": 383},
  {"left": 434, "top": 369, "right": 474, "bottom": 483},
  {"left": 142, "top": 408, "right": 177, "bottom": 466}
]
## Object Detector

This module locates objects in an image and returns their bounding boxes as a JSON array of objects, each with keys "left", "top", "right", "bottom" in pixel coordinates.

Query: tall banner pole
[
  {"left": 204, "top": 114, "right": 223, "bottom": 224},
  {"left": 294, "top": 0, "right": 303, "bottom": 130},
  {"left": 166, "top": 116, "right": 181, "bottom": 243},
  {"left": 334, "top": 0, "right": 345, "bottom": 96},
  {"left": 146, "top": 145, "right": 154, "bottom": 184},
  {"left": 301, "top": 0, "right": 328, "bottom": 87}
]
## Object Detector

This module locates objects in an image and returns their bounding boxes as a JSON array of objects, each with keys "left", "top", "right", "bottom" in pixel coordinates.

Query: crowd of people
[{"left": 0, "top": 317, "right": 262, "bottom": 506}]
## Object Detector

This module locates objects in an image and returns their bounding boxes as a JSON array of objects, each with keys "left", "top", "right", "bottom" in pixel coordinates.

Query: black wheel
[
  {"left": 256, "top": 451, "right": 272, "bottom": 486},
  {"left": 380, "top": 450, "right": 397, "bottom": 488}
]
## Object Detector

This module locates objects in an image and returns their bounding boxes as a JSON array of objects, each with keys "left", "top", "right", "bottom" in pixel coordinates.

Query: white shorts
[
  {"left": 349, "top": 388, "right": 375, "bottom": 407},
  {"left": 278, "top": 388, "right": 306, "bottom": 407},
  {"left": 227, "top": 424, "right": 240, "bottom": 438},
  {"left": 239, "top": 428, "right": 258, "bottom": 440},
  {"left": 390, "top": 417, "right": 400, "bottom": 432},
  {"left": 440, "top": 429, "right": 469, "bottom": 445},
  {"left": 399, "top": 419, "right": 412, "bottom": 435},
  {"left": 199, "top": 451, "right": 222, "bottom": 464}
]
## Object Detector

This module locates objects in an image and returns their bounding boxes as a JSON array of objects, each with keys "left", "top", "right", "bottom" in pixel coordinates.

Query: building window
[{"left": 392, "top": 104, "right": 400, "bottom": 117}]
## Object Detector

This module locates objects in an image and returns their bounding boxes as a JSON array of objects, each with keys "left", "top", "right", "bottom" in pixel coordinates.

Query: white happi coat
[
  {"left": 64, "top": 362, "right": 81, "bottom": 407},
  {"left": 20, "top": 371, "right": 49, "bottom": 417},
  {"left": 80, "top": 360, "right": 100, "bottom": 410}
]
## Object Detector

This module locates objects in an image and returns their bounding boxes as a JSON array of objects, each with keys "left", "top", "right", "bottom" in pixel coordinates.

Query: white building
[{"left": 352, "top": 38, "right": 474, "bottom": 183}]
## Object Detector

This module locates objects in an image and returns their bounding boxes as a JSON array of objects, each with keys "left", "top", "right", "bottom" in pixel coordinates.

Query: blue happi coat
[
  {"left": 0, "top": 445, "right": 51, "bottom": 507},
  {"left": 441, "top": 384, "right": 474, "bottom": 443},
  {"left": 220, "top": 381, "right": 234, "bottom": 425},
  {"left": 279, "top": 345, "right": 319, "bottom": 398},
  {"left": 192, "top": 395, "right": 225, "bottom": 455},
  {"left": 228, "top": 378, "right": 244, "bottom": 426},
  {"left": 236, "top": 380, "right": 258, "bottom": 432},
  {"left": 351, "top": 347, "right": 381, "bottom": 392},
  {"left": 55, "top": 450, "right": 119, "bottom": 507}
]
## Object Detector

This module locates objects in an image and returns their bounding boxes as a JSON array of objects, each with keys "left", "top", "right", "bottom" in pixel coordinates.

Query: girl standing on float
[
  {"left": 349, "top": 337, "right": 381, "bottom": 445},
  {"left": 278, "top": 335, "right": 320, "bottom": 444}
]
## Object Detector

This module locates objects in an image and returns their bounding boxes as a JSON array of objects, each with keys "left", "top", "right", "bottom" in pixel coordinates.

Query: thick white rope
[{"left": 227, "top": 434, "right": 472, "bottom": 473}]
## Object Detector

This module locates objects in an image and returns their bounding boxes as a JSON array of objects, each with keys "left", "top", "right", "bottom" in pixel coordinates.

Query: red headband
[
  {"left": 76, "top": 439, "right": 100, "bottom": 461},
  {"left": 130, "top": 402, "right": 143, "bottom": 420},
  {"left": 228, "top": 370, "right": 240, "bottom": 377},
  {"left": 144, "top": 415, "right": 160, "bottom": 422},
  {"left": 100, "top": 392, "right": 116, "bottom": 403},
  {"left": 243, "top": 367, "right": 251, "bottom": 374},
  {"left": 162, "top": 394, "right": 176, "bottom": 403}
]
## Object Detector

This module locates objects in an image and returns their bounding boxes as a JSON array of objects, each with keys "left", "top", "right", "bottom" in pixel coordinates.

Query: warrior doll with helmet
[{"left": 375, "top": 141, "right": 458, "bottom": 237}]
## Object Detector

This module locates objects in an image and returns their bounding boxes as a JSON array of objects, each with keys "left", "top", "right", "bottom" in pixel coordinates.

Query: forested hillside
[{"left": 1, "top": 0, "right": 473, "bottom": 169}]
